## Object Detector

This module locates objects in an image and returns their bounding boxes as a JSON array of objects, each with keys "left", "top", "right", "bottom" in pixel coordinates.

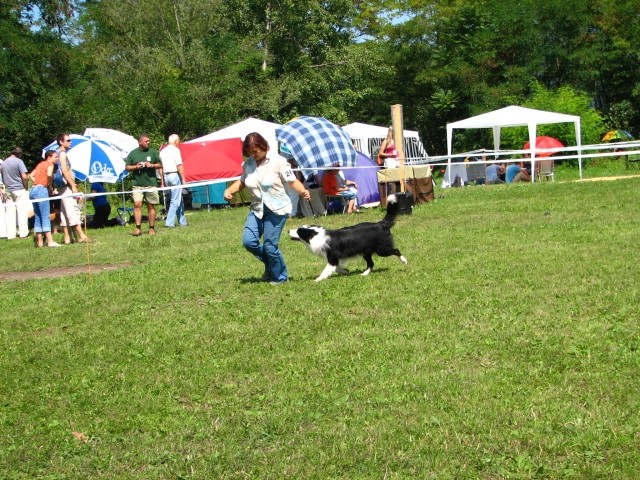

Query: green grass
[{"left": 1, "top": 175, "right": 639, "bottom": 479}]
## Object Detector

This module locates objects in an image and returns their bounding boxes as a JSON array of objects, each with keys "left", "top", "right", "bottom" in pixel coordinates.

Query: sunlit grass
[{"left": 1, "top": 175, "right": 639, "bottom": 478}]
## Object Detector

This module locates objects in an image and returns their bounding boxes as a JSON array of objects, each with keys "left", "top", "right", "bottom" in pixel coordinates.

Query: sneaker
[
  {"left": 261, "top": 271, "right": 270, "bottom": 282},
  {"left": 47, "top": 241, "right": 61, "bottom": 247},
  {"left": 269, "top": 279, "right": 289, "bottom": 286}
]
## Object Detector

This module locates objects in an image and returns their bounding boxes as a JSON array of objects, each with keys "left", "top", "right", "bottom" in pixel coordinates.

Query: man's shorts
[{"left": 132, "top": 186, "right": 160, "bottom": 205}]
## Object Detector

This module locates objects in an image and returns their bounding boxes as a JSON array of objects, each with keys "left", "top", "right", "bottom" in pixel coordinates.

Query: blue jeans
[
  {"left": 29, "top": 186, "right": 51, "bottom": 233},
  {"left": 164, "top": 173, "right": 187, "bottom": 227},
  {"left": 242, "top": 207, "right": 288, "bottom": 282},
  {"left": 338, "top": 189, "right": 357, "bottom": 200}
]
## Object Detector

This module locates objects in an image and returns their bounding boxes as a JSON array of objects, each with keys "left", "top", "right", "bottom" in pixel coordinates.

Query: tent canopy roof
[
  {"left": 188, "top": 117, "right": 280, "bottom": 145},
  {"left": 447, "top": 106, "right": 579, "bottom": 131},
  {"left": 343, "top": 122, "right": 420, "bottom": 139}
]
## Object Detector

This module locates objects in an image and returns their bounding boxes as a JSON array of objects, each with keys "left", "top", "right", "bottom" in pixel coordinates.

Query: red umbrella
[{"left": 523, "top": 136, "right": 564, "bottom": 157}]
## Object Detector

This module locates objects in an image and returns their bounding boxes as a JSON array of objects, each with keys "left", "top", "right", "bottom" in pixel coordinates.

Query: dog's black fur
[{"left": 289, "top": 194, "right": 408, "bottom": 281}]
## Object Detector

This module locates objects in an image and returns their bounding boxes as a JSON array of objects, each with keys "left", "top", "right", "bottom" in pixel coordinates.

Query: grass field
[{"left": 1, "top": 172, "right": 639, "bottom": 479}]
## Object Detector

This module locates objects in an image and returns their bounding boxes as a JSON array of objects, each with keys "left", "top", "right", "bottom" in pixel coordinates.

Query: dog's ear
[{"left": 297, "top": 227, "right": 318, "bottom": 242}]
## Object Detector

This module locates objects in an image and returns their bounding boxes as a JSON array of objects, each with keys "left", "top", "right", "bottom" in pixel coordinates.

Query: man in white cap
[{"left": 159, "top": 134, "right": 188, "bottom": 228}]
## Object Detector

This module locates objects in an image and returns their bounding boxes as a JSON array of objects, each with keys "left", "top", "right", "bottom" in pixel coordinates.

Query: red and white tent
[{"left": 178, "top": 138, "right": 243, "bottom": 183}]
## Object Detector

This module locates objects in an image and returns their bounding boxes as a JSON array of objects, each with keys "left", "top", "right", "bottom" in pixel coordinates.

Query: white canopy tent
[
  {"left": 446, "top": 106, "right": 582, "bottom": 182},
  {"left": 188, "top": 117, "right": 281, "bottom": 151},
  {"left": 343, "top": 122, "right": 428, "bottom": 161}
]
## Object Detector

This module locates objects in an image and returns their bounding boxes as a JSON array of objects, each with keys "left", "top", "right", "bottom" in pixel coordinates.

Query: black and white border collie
[{"left": 288, "top": 194, "right": 408, "bottom": 281}]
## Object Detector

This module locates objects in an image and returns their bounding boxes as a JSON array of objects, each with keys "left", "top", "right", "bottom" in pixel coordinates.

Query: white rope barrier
[
  {"left": 406, "top": 141, "right": 640, "bottom": 168},
  {"left": 3, "top": 140, "right": 638, "bottom": 211},
  {"left": 0, "top": 175, "right": 242, "bottom": 210}
]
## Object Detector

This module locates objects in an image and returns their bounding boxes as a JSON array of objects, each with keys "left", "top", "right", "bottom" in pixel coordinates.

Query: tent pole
[
  {"left": 120, "top": 179, "right": 127, "bottom": 225},
  {"left": 528, "top": 124, "right": 537, "bottom": 183},
  {"left": 576, "top": 121, "right": 583, "bottom": 179}
]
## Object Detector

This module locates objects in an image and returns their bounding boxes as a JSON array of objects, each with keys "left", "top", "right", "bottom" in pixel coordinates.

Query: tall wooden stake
[{"left": 391, "top": 104, "right": 406, "bottom": 192}]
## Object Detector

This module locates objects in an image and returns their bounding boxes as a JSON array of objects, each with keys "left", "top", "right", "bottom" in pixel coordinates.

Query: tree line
[{"left": 2, "top": 0, "right": 639, "bottom": 167}]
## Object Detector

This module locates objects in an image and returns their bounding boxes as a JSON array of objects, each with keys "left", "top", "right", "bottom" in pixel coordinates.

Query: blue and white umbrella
[
  {"left": 42, "top": 135, "right": 128, "bottom": 183},
  {"left": 41, "top": 134, "right": 87, "bottom": 158},
  {"left": 275, "top": 116, "right": 357, "bottom": 170},
  {"left": 83, "top": 128, "right": 138, "bottom": 158}
]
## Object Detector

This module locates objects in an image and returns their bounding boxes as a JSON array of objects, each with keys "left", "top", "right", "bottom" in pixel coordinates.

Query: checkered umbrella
[{"left": 275, "top": 116, "right": 357, "bottom": 170}]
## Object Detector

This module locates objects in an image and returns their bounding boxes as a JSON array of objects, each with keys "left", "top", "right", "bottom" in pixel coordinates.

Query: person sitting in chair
[
  {"left": 336, "top": 170, "right": 358, "bottom": 206},
  {"left": 321, "top": 163, "right": 359, "bottom": 214}
]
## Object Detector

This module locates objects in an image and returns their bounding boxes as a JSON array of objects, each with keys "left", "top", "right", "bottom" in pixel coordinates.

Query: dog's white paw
[
  {"left": 315, "top": 264, "right": 336, "bottom": 281},
  {"left": 361, "top": 268, "right": 371, "bottom": 276},
  {"left": 400, "top": 255, "right": 408, "bottom": 265}
]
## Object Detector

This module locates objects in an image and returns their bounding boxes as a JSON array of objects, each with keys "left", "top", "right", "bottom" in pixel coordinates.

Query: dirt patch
[{"left": 0, "top": 262, "right": 133, "bottom": 281}]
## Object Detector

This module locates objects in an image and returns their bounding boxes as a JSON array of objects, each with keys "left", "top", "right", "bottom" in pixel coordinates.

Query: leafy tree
[
  {"left": 365, "top": 0, "right": 638, "bottom": 154},
  {"left": 3, "top": 0, "right": 640, "bottom": 163},
  {"left": 75, "top": 0, "right": 250, "bottom": 140},
  {"left": 0, "top": 1, "right": 83, "bottom": 164},
  {"left": 7, "top": 0, "right": 76, "bottom": 32}
]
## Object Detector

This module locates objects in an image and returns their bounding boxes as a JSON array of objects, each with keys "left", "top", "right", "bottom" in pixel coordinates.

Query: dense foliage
[{"left": 1, "top": 0, "right": 639, "bottom": 166}]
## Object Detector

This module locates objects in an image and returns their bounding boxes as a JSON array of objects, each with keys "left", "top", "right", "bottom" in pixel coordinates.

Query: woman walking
[{"left": 224, "top": 132, "right": 310, "bottom": 284}]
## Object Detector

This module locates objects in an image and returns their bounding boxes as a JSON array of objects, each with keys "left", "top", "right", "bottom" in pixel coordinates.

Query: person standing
[
  {"left": 56, "top": 133, "right": 91, "bottom": 244},
  {"left": 28, "top": 151, "right": 60, "bottom": 247},
  {"left": 223, "top": 132, "right": 310, "bottom": 285},
  {"left": 1, "top": 147, "right": 31, "bottom": 238},
  {"left": 159, "top": 134, "right": 187, "bottom": 228},
  {"left": 377, "top": 126, "right": 399, "bottom": 168},
  {"left": 125, "top": 133, "right": 162, "bottom": 236}
]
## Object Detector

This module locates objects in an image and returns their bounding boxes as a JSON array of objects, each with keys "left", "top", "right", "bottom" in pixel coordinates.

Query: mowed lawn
[{"left": 1, "top": 176, "right": 639, "bottom": 479}]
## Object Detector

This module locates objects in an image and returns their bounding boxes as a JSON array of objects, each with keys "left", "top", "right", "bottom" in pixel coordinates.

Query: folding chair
[
  {"left": 116, "top": 206, "right": 134, "bottom": 224},
  {"left": 536, "top": 159, "right": 555, "bottom": 182},
  {"left": 323, "top": 194, "right": 347, "bottom": 215}
]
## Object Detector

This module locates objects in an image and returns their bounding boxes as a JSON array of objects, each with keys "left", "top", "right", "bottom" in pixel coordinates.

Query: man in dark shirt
[{"left": 125, "top": 134, "right": 162, "bottom": 236}]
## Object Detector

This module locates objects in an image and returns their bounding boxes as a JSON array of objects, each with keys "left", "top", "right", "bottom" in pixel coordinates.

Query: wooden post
[{"left": 391, "top": 104, "right": 406, "bottom": 192}]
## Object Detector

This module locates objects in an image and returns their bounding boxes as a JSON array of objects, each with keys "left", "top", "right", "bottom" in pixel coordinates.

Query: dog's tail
[{"left": 381, "top": 194, "right": 400, "bottom": 228}]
